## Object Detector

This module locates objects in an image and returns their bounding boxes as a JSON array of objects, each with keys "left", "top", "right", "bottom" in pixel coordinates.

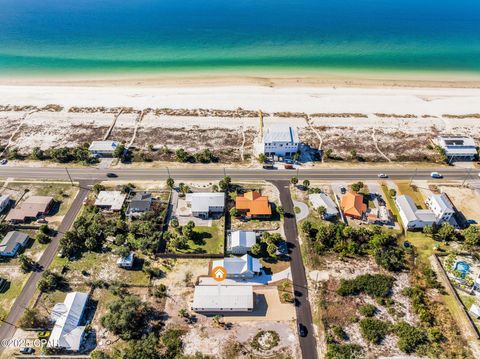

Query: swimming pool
[{"left": 454, "top": 261, "right": 471, "bottom": 278}]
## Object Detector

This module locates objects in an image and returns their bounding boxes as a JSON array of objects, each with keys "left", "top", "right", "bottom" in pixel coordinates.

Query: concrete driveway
[
  {"left": 293, "top": 200, "right": 309, "bottom": 222},
  {"left": 223, "top": 286, "right": 296, "bottom": 322}
]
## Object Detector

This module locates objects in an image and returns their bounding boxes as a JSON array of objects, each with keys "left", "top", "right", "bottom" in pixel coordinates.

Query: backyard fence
[{"left": 433, "top": 253, "right": 480, "bottom": 339}]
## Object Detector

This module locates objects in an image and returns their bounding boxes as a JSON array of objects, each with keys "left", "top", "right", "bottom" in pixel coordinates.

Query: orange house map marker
[{"left": 212, "top": 266, "right": 227, "bottom": 282}]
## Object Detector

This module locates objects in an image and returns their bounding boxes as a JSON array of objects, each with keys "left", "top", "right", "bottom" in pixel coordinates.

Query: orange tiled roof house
[
  {"left": 340, "top": 192, "right": 367, "bottom": 219},
  {"left": 235, "top": 191, "right": 272, "bottom": 219}
]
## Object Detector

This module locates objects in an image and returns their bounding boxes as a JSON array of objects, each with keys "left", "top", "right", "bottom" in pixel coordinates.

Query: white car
[
  {"left": 378, "top": 173, "right": 388, "bottom": 178},
  {"left": 430, "top": 172, "right": 443, "bottom": 179}
]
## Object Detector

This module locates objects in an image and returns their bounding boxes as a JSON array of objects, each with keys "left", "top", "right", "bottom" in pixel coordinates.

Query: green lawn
[
  {"left": 0, "top": 274, "right": 30, "bottom": 321},
  {"left": 381, "top": 184, "right": 402, "bottom": 229},
  {"left": 182, "top": 219, "right": 225, "bottom": 254},
  {"left": 396, "top": 181, "right": 426, "bottom": 208}
]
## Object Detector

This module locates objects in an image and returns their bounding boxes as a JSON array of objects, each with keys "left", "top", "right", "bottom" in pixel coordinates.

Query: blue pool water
[
  {"left": 0, "top": 0, "right": 479, "bottom": 76},
  {"left": 454, "top": 261, "right": 470, "bottom": 277}
]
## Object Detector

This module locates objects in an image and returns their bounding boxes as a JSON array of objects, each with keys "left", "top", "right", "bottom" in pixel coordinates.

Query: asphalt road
[
  {"left": 0, "top": 166, "right": 478, "bottom": 182},
  {"left": 0, "top": 182, "right": 91, "bottom": 353},
  {"left": 272, "top": 180, "right": 318, "bottom": 359}
]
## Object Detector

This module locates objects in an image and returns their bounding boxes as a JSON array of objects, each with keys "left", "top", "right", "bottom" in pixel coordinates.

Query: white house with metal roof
[
  {"left": 262, "top": 125, "right": 300, "bottom": 158},
  {"left": 185, "top": 192, "right": 225, "bottom": 219},
  {"left": 192, "top": 285, "right": 254, "bottom": 312},
  {"left": 309, "top": 193, "right": 339, "bottom": 219},
  {"left": 395, "top": 195, "right": 436, "bottom": 230},
  {"left": 0, "top": 231, "right": 29, "bottom": 257},
  {"left": 48, "top": 292, "right": 89, "bottom": 352},
  {"left": 88, "top": 141, "right": 120, "bottom": 157},
  {"left": 94, "top": 191, "right": 126, "bottom": 211},
  {"left": 425, "top": 193, "right": 455, "bottom": 224},
  {"left": 436, "top": 136, "right": 477, "bottom": 162},
  {"left": 212, "top": 254, "right": 262, "bottom": 279},
  {"left": 227, "top": 230, "right": 257, "bottom": 254}
]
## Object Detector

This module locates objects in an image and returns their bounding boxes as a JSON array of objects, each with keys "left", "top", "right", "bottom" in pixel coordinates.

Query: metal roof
[
  {"left": 396, "top": 195, "right": 436, "bottom": 223},
  {"left": 212, "top": 254, "right": 261, "bottom": 275},
  {"left": 186, "top": 192, "right": 225, "bottom": 213},
  {"left": 437, "top": 136, "right": 477, "bottom": 156},
  {"left": 88, "top": 141, "right": 119, "bottom": 152},
  {"left": 229, "top": 231, "right": 257, "bottom": 249},
  {"left": 48, "top": 292, "right": 88, "bottom": 351},
  {"left": 428, "top": 193, "right": 454, "bottom": 212},
  {"left": 192, "top": 285, "right": 253, "bottom": 310},
  {"left": 0, "top": 231, "right": 29, "bottom": 254},
  {"left": 263, "top": 125, "right": 299, "bottom": 144},
  {"left": 309, "top": 193, "right": 339, "bottom": 215}
]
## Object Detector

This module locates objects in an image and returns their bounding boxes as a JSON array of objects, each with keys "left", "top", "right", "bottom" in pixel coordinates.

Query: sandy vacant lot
[{"left": 438, "top": 185, "right": 480, "bottom": 223}]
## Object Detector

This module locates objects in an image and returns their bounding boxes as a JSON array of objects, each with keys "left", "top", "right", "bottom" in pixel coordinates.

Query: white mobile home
[{"left": 395, "top": 195, "right": 436, "bottom": 230}]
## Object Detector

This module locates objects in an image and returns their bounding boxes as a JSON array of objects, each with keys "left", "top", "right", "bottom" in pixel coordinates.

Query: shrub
[
  {"left": 359, "top": 303, "right": 377, "bottom": 317},
  {"left": 37, "top": 270, "right": 63, "bottom": 292},
  {"left": 153, "top": 284, "right": 168, "bottom": 298},
  {"left": 101, "top": 295, "right": 148, "bottom": 340},
  {"left": 332, "top": 325, "right": 348, "bottom": 341},
  {"left": 326, "top": 343, "right": 363, "bottom": 359},
  {"left": 19, "top": 308, "right": 49, "bottom": 329},
  {"left": 36, "top": 232, "right": 51, "bottom": 244},
  {"left": 337, "top": 274, "right": 395, "bottom": 298},
  {"left": 394, "top": 321, "right": 428, "bottom": 353},
  {"left": 359, "top": 318, "right": 390, "bottom": 344}
]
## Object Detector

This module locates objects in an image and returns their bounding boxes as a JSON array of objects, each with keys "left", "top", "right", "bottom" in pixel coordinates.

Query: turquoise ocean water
[{"left": 0, "top": 0, "right": 479, "bottom": 76}]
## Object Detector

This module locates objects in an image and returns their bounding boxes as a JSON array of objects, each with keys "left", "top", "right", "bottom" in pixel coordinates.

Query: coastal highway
[{"left": 0, "top": 166, "right": 478, "bottom": 182}]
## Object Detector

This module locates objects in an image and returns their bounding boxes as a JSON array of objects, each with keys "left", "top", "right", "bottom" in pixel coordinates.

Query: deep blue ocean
[{"left": 0, "top": 0, "right": 479, "bottom": 75}]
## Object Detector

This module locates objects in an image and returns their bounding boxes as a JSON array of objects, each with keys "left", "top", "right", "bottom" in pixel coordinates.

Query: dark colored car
[
  {"left": 298, "top": 323, "right": 308, "bottom": 337},
  {"left": 106, "top": 172, "right": 118, "bottom": 178},
  {"left": 19, "top": 347, "right": 34, "bottom": 354},
  {"left": 340, "top": 186, "right": 347, "bottom": 194}
]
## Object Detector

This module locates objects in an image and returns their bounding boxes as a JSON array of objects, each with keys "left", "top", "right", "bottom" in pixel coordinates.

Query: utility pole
[
  {"left": 166, "top": 167, "right": 171, "bottom": 177},
  {"left": 409, "top": 168, "right": 417, "bottom": 187},
  {"left": 223, "top": 167, "right": 227, "bottom": 178},
  {"left": 462, "top": 168, "right": 471, "bottom": 187},
  {"left": 65, "top": 167, "right": 74, "bottom": 186}
]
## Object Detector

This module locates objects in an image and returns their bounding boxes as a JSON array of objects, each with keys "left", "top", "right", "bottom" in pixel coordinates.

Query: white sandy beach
[{"left": 0, "top": 84, "right": 480, "bottom": 115}]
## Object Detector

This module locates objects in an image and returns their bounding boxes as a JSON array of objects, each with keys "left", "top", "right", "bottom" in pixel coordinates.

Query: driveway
[
  {"left": 271, "top": 180, "right": 319, "bottom": 359},
  {"left": 293, "top": 200, "right": 309, "bottom": 222},
  {"left": 223, "top": 286, "right": 295, "bottom": 322}
]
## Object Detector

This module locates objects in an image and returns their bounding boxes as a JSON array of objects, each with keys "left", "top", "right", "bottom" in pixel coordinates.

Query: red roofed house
[
  {"left": 235, "top": 191, "right": 272, "bottom": 219},
  {"left": 340, "top": 192, "right": 367, "bottom": 219}
]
